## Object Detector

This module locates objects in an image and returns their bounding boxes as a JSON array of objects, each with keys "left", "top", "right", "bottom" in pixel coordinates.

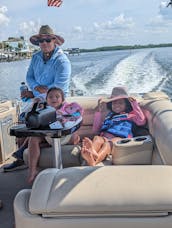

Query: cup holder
[
  {"left": 134, "top": 137, "right": 147, "bottom": 142},
  {"left": 117, "top": 139, "right": 131, "bottom": 144},
  {"left": 116, "top": 136, "right": 151, "bottom": 145}
]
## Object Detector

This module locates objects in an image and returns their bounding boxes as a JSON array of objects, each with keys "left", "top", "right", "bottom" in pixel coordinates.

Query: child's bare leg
[
  {"left": 83, "top": 136, "right": 105, "bottom": 159},
  {"left": 92, "top": 136, "right": 105, "bottom": 152},
  {"left": 110, "top": 137, "right": 122, "bottom": 144},
  {"left": 27, "top": 136, "right": 44, "bottom": 184},
  {"left": 110, "top": 137, "right": 122, "bottom": 155},
  {"left": 81, "top": 140, "right": 111, "bottom": 166},
  {"left": 95, "top": 141, "right": 112, "bottom": 165},
  {"left": 70, "top": 132, "right": 80, "bottom": 145}
]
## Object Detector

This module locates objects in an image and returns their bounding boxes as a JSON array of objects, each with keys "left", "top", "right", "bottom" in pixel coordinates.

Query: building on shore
[
  {"left": 0, "top": 36, "right": 34, "bottom": 62},
  {"left": 66, "top": 48, "right": 80, "bottom": 55}
]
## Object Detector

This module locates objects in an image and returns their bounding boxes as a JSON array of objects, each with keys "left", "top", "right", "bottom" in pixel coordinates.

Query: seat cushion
[
  {"left": 23, "top": 145, "right": 82, "bottom": 168},
  {"left": 29, "top": 166, "right": 172, "bottom": 217}
]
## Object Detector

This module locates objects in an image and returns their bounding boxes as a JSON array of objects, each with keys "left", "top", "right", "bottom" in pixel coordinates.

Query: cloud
[
  {"left": 18, "top": 20, "right": 41, "bottom": 39},
  {"left": 148, "top": 15, "right": 166, "bottom": 27},
  {"left": 72, "top": 0, "right": 108, "bottom": 6},
  {"left": 0, "top": 6, "right": 10, "bottom": 26},
  {"left": 160, "top": 1, "right": 168, "bottom": 7},
  {"left": 93, "top": 14, "right": 135, "bottom": 31},
  {"left": 144, "top": 1, "right": 172, "bottom": 35},
  {"left": 0, "top": 6, "right": 8, "bottom": 13},
  {"left": 87, "top": 14, "right": 135, "bottom": 40},
  {"left": 66, "top": 13, "right": 136, "bottom": 47},
  {"left": 72, "top": 26, "right": 82, "bottom": 33},
  {"left": 87, "top": 14, "right": 135, "bottom": 42},
  {"left": 3, "top": 1, "right": 44, "bottom": 12},
  {"left": 146, "top": 14, "right": 172, "bottom": 34}
]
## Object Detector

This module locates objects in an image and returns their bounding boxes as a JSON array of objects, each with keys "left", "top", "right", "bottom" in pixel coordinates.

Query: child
[
  {"left": 28, "top": 87, "right": 83, "bottom": 183},
  {"left": 81, "top": 86, "right": 146, "bottom": 166}
]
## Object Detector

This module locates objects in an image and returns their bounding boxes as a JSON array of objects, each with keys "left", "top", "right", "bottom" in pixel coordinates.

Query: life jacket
[
  {"left": 100, "top": 112, "right": 133, "bottom": 138},
  {"left": 60, "top": 102, "right": 83, "bottom": 117}
]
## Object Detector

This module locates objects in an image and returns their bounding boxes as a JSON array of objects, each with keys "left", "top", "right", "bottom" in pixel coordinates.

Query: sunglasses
[{"left": 39, "top": 38, "right": 53, "bottom": 43}]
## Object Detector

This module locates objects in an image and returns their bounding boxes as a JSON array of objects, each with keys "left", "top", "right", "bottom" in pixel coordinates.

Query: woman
[{"left": 25, "top": 24, "right": 71, "bottom": 99}]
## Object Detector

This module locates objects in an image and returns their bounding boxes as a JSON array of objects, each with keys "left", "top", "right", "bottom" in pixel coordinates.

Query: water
[{"left": 0, "top": 47, "right": 172, "bottom": 100}]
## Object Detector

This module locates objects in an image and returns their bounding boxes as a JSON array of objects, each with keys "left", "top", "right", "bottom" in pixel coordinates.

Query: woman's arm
[{"left": 26, "top": 57, "right": 41, "bottom": 97}]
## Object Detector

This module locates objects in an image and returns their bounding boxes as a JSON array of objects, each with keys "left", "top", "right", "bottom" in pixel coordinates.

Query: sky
[{"left": 1, "top": 0, "right": 172, "bottom": 49}]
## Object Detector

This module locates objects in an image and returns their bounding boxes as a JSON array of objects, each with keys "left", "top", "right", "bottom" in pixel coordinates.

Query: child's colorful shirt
[{"left": 93, "top": 100, "right": 146, "bottom": 138}]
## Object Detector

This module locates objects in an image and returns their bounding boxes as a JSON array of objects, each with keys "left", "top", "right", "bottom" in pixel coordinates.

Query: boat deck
[{"left": 0, "top": 159, "right": 31, "bottom": 228}]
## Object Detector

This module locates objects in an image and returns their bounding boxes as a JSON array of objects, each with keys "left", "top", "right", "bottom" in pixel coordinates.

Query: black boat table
[{"left": 10, "top": 120, "right": 82, "bottom": 169}]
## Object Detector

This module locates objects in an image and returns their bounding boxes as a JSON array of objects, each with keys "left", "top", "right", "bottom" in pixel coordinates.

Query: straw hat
[
  {"left": 101, "top": 86, "right": 129, "bottom": 103},
  {"left": 30, "top": 25, "right": 64, "bottom": 46}
]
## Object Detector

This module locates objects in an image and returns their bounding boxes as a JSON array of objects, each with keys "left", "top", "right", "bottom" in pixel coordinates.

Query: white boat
[{"left": 1, "top": 91, "right": 172, "bottom": 228}]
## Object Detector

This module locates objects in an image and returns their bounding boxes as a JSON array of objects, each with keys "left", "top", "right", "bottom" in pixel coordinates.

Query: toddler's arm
[
  {"left": 128, "top": 98, "right": 146, "bottom": 126},
  {"left": 92, "top": 98, "right": 106, "bottom": 133}
]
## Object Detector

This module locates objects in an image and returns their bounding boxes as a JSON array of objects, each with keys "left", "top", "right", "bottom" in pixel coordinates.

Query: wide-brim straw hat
[
  {"left": 101, "top": 86, "right": 129, "bottom": 103},
  {"left": 30, "top": 25, "right": 64, "bottom": 46}
]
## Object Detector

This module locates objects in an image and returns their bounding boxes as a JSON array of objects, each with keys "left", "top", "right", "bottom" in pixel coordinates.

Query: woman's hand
[{"left": 34, "top": 85, "right": 48, "bottom": 94}]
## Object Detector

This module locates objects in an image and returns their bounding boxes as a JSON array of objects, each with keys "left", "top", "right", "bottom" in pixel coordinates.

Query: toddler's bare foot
[
  {"left": 81, "top": 146, "right": 96, "bottom": 166},
  {"left": 83, "top": 137, "right": 98, "bottom": 159}
]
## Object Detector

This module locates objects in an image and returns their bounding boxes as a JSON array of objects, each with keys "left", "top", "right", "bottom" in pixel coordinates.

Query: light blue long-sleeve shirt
[{"left": 26, "top": 46, "right": 71, "bottom": 97}]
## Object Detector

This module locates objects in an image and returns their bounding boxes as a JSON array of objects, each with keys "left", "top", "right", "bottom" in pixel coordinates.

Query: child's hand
[
  {"left": 98, "top": 98, "right": 107, "bottom": 112},
  {"left": 128, "top": 97, "right": 136, "bottom": 102},
  {"left": 95, "top": 98, "right": 106, "bottom": 112},
  {"left": 56, "top": 110, "right": 63, "bottom": 115}
]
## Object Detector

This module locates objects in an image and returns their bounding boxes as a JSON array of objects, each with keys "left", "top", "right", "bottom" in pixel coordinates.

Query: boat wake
[
  {"left": 72, "top": 50, "right": 167, "bottom": 96},
  {"left": 0, "top": 48, "right": 172, "bottom": 99}
]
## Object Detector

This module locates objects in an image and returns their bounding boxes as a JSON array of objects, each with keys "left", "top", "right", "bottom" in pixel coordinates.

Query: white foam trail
[
  {"left": 96, "top": 50, "right": 166, "bottom": 94},
  {"left": 72, "top": 57, "right": 114, "bottom": 94}
]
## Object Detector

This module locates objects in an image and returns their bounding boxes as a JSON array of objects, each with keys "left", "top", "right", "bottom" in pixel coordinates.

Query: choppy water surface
[{"left": 0, "top": 47, "right": 172, "bottom": 99}]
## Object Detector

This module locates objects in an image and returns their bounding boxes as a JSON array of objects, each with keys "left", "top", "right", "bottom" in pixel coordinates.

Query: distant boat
[
  {"left": 66, "top": 48, "right": 80, "bottom": 55},
  {"left": 64, "top": 51, "right": 69, "bottom": 55}
]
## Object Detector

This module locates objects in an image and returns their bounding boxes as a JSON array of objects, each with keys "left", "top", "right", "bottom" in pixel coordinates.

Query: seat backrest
[{"left": 140, "top": 92, "right": 172, "bottom": 165}]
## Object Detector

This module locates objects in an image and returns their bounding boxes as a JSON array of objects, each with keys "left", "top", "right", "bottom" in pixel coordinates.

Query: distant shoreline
[
  {"left": 80, "top": 43, "right": 172, "bottom": 53},
  {"left": 1, "top": 43, "right": 172, "bottom": 63}
]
